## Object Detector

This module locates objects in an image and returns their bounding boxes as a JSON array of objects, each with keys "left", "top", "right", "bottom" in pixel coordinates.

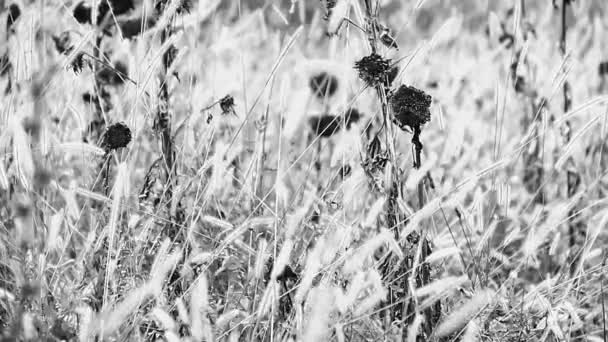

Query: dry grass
[{"left": 1, "top": 0, "right": 608, "bottom": 341}]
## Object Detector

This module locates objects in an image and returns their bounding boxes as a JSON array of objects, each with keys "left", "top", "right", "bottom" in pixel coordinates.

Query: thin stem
[{"left": 560, "top": 0, "right": 580, "bottom": 276}]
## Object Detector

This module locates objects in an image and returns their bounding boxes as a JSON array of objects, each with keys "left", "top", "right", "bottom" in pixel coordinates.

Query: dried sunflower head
[
  {"left": 309, "top": 114, "right": 341, "bottom": 138},
  {"left": 390, "top": 85, "right": 432, "bottom": 131},
  {"left": 309, "top": 72, "right": 339, "bottom": 99},
  {"left": 220, "top": 94, "right": 236, "bottom": 115},
  {"left": 354, "top": 53, "right": 391, "bottom": 87},
  {"left": 102, "top": 122, "right": 132, "bottom": 151},
  {"left": 73, "top": 1, "right": 92, "bottom": 24},
  {"left": 6, "top": 3, "right": 21, "bottom": 32}
]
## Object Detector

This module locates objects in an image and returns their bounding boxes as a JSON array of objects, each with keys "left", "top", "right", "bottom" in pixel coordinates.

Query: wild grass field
[{"left": 1, "top": 0, "right": 608, "bottom": 341}]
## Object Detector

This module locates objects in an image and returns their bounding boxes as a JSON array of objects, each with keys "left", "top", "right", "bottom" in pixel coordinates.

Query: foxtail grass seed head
[
  {"left": 219, "top": 94, "right": 236, "bottom": 115},
  {"left": 390, "top": 85, "right": 432, "bottom": 131},
  {"left": 309, "top": 72, "right": 339, "bottom": 99},
  {"left": 354, "top": 53, "right": 391, "bottom": 87},
  {"left": 73, "top": 1, "right": 92, "bottom": 24},
  {"left": 6, "top": 3, "right": 21, "bottom": 32},
  {"left": 102, "top": 122, "right": 132, "bottom": 151}
]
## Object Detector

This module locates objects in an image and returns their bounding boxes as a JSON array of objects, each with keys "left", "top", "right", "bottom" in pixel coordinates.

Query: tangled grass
[{"left": 1, "top": 0, "right": 608, "bottom": 341}]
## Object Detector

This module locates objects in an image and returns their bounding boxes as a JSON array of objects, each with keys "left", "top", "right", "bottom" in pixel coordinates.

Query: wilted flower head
[
  {"left": 219, "top": 94, "right": 236, "bottom": 115},
  {"left": 354, "top": 53, "right": 391, "bottom": 87},
  {"left": 309, "top": 114, "right": 341, "bottom": 138},
  {"left": 7, "top": 3, "right": 21, "bottom": 32},
  {"left": 73, "top": 1, "right": 92, "bottom": 24},
  {"left": 309, "top": 72, "right": 339, "bottom": 99},
  {"left": 102, "top": 122, "right": 132, "bottom": 151},
  {"left": 390, "top": 85, "right": 432, "bottom": 131}
]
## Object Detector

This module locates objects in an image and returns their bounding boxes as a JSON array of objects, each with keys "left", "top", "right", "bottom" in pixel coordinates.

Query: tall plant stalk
[
  {"left": 359, "top": 0, "right": 437, "bottom": 338},
  {"left": 559, "top": 0, "right": 580, "bottom": 276}
]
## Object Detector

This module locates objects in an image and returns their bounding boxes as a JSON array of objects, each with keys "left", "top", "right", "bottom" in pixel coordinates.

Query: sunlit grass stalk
[{"left": 154, "top": 0, "right": 181, "bottom": 238}]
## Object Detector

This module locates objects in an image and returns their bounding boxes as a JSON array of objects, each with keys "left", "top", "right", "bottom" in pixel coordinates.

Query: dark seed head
[
  {"left": 97, "top": 0, "right": 135, "bottom": 24},
  {"left": 15, "top": 201, "right": 32, "bottom": 218},
  {"left": 390, "top": 85, "right": 432, "bottom": 131},
  {"left": 599, "top": 61, "right": 608, "bottom": 77},
  {"left": 338, "top": 164, "right": 351, "bottom": 179},
  {"left": 69, "top": 52, "right": 87, "bottom": 73},
  {"left": 176, "top": 0, "right": 192, "bottom": 14},
  {"left": 96, "top": 61, "right": 128, "bottom": 85},
  {"left": 323, "top": 0, "right": 337, "bottom": 19},
  {"left": 21, "top": 281, "right": 40, "bottom": 299},
  {"left": 52, "top": 32, "right": 74, "bottom": 55},
  {"left": 163, "top": 44, "right": 179, "bottom": 69},
  {"left": 354, "top": 53, "right": 391, "bottom": 87},
  {"left": 276, "top": 265, "right": 299, "bottom": 282},
  {"left": 309, "top": 114, "right": 340, "bottom": 137},
  {"left": 7, "top": 3, "right": 21, "bottom": 32},
  {"left": 119, "top": 16, "right": 156, "bottom": 39},
  {"left": 102, "top": 122, "right": 132, "bottom": 150},
  {"left": 34, "top": 167, "right": 52, "bottom": 188},
  {"left": 220, "top": 94, "right": 235, "bottom": 115},
  {"left": 344, "top": 108, "right": 362, "bottom": 129},
  {"left": 379, "top": 28, "right": 398, "bottom": 50},
  {"left": 73, "top": 1, "right": 92, "bottom": 24},
  {"left": 309, "top": 72, "right": 339, "bottom": 99}
]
